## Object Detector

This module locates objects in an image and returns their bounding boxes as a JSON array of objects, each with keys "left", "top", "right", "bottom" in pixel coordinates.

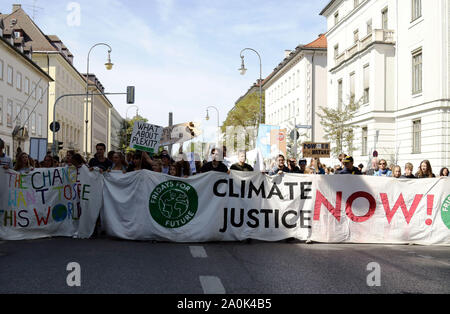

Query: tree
[
  {"left": 118, "top": 115, "right": 148, "bottom": 153},
  {"left": 317, "top": 98, "right": 362, "bottom": 157},
  {"left": 221, "top": 89, "right": 265, "bottom": 153}
]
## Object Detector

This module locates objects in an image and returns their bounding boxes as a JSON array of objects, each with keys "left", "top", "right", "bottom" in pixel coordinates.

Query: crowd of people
[{"left": 1, "top": 137, "right": 449, "bottom": 179}]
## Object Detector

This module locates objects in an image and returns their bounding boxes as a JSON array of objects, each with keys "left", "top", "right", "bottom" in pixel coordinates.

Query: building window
[
  {"left": 362, "top": 127, "right": 368, "bottom": 156},
  {"left": 412, "top": 49, "right": 422, "bottom": 94},
  {"left": 353, "top": 29, "right": 359, "bottom": 44},
  {"left": 363, "top": 64, "right": 370, "bottom": 104},
  {"left": 412, "top": 0, "right": 422, "bottom": 21},
  {"left": 382, "top": 8, "right": 389, "bottom": 30},
  {"left": 412, "top": 119, "right": 421, "bottom": 154},
  {"left": 37, "top": 114, "right": 42, "bottom": 137},
  {"left": 7, "top": 100, "right": 13, "bottom": 127},
  {"left": 31, "top": 112, "right": 36, "bottom": 135},
  {"left": 334, "top": 12, "right": 339, "bottom": 25},
  {"left": 7, "top": 65, "right": 13, "bottom": 86},
  {"left": 16, "top": 72, "right": 22, "bottom": 91},
  {"left": 349, "top": 72, "right": 356, "bottom": 103},
  {"left": 0, "top": 59, "right": 3, "bottom": 81},
  {"left": 338, "top": 79, "right": 343, "bottom": 110},
  {"left": 367, "top": 19, "right": 373, "bottom": 35},
  {"left": 334, "top": 44, "right": 339, "bottom": 59},
  {"left": 24, "top": 77, "right": 29, "bottom": 95},
  {"left": 0, "top": 96, "right": 3, "bottom": 125},
  {"left": 354, "top": 0, "right": 359, "bottom": 8},
  {"left": 38, "top": 87, "right": 43, "bottom": 103},
  {"left": 32, "top": 82, "right": 36, "bottom": 99}
]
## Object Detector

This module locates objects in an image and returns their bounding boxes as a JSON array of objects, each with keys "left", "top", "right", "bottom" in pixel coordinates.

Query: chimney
[
  {"left": 284, "top": 50, "right": 292, "bottom": 58},
  {"left": 12, "top": 4, "right": 22, "bottom": 12}
]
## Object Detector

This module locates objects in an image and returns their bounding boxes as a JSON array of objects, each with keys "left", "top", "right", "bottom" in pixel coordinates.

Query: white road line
[
  {"left": 189, "top": 246, "right": 208, "bottom": 258},
  {"left": 199, "top": 276, "right": 226, "bottom": 294}
]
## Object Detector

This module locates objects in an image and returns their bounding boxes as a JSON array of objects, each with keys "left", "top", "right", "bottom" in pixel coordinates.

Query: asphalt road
[{"left": 0, "top": 237, "right": 449, "bottom": 294}]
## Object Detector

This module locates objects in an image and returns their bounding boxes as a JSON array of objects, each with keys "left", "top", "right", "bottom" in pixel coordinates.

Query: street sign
[
  {"left": 302, "top": 142, "right": 331, "bottom": 158},
  {"left": 49, "top": 122, "right": 60, "bottom": 133}
]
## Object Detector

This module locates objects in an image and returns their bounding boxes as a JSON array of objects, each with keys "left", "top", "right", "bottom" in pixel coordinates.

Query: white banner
[
  {"left": 0, "top": 166, "right": 102, "bottom": 240},
  {"left": 311, "top": 176, "right": 450, "bottom": 245},
  {"left": 101, "top": 171, "right": 312, "bottom": 242},
  {"left": 2, "top": 167, "right": 450, "bottom": 245}
]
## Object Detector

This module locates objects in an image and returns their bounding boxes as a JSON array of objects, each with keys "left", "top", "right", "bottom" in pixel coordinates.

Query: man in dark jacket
[{"left": 336, "top": 156, "right": 362, "bottom": 175}]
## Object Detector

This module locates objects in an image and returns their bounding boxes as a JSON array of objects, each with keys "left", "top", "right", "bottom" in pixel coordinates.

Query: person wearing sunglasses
[{"left": 374, "top": 159, "right": 392, "bottom": 177}]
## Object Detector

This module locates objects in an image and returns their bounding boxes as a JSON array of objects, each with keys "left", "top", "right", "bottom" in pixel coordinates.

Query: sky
[{"left": 0, "top": 0, "right": 329, "bottom": 132}]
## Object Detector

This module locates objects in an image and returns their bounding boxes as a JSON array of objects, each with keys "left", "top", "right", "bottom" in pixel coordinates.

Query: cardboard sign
[
  {"left": 302, "top": 142, "right": 331, "bottom": 158},
  {"left": 129, "top": 121, "right": 163, "bottom": 153}
]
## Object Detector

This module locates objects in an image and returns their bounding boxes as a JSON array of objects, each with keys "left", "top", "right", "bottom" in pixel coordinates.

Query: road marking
[
  {"left": 199, "top": 276, "right": 226, "bottom": 294},
  {"left": 190, "top": 246, "right": 208, "bottom": 258}
]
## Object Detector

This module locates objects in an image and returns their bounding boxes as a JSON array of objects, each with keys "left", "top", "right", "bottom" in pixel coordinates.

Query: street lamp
[
  {"left": 205, "top": 106, "right": 220, "bottom": 128},
  {"left": 239, "top": 48, "right": 263, "bottom": 126},
  {"left": 85, "top": 43, "right": 113, "bottom": 158}
]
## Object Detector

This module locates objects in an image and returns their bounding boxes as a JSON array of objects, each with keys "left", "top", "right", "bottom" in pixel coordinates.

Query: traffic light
[
  {"left": 127, "top": 86, "right": 135, "bottom": 104},
  {"left": 58, "top": 141, "right": 64, "bottom": 152}
]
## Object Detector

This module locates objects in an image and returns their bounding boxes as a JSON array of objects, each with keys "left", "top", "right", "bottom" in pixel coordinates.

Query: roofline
[
  {"left": 262, "top": 46, "right": 326, "bottom": 88},
  {"left": 319, "top": 0, "right": 338, "bottom": 16},
  {"left": 34, "top": 51, "right": 87, "bottom": 84},
  {"left": 0, "top": 37, "right": 53, "bottom": 82}
]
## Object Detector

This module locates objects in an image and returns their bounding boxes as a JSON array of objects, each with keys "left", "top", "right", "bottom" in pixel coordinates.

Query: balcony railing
[{"left": 334, "top": 29, "right": 395, "bottom": 67}]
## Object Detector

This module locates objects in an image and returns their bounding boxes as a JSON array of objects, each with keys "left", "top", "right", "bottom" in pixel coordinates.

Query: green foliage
[
  {"left": 221, "top": 90, "right": 264, "bottom": 152},
  {"left": 118, "top": 115, "right": 148, "bottom": 153},
  {"left": 317, "top": 98, "right": 362, "bottom": 157}
]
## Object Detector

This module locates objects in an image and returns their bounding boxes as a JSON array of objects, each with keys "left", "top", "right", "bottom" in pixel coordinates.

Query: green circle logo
[
  {"left": 149, "top": 181, "right": 198, "bottom": 228},
  {"left": 441, "top": 195, "right": 450, "bottom": 230}
]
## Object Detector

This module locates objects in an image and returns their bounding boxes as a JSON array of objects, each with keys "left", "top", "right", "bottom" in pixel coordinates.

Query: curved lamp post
[
  {"left": 85, "top": 43, "right": 113, "bottom": 158},
  {"left": 239, "top": 48, "right": 263, "bottom": 126},
  {"left": 205, "top": 106, "right": 220, "bottom": 128}
]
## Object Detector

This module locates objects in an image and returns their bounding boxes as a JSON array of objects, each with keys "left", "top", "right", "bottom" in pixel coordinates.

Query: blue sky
[{"left": 1, "top": 0, "right": 329, "bottom": 130}]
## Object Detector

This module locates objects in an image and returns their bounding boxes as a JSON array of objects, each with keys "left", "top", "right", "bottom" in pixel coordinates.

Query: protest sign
[
  {"left": 0, "top": 166, "right": 102, "bottom": 240},
  {"left": 129, "top": 121, "right": 163, "bottom": 153}
]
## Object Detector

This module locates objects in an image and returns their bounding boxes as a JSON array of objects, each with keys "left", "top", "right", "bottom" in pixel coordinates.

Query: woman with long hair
[
  {"left": 71, "top": 154, "right": 86, "bottom": 168},
  {"left": 440, "top": 167, "right": 449, "bottom": 177},
  {"left": 415, "top": 160, "right": 436, "bottom": 178},
  {"left": 14, "top": 152, "right": 34, "bottom": 173},
  {"left": 109, "top": 152, "right": 128, "bottom": 173}
]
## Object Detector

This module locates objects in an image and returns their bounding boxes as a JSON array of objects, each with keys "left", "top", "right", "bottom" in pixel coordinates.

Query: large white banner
[
  {"left": 101, "top": 171, "right": 313, "bottom": 242},
  {"left": 2, "top": 167, "right": 450, "bottom": 245},
  {"left": 0, "top": 166, "right": 102, "bottom": 240},
  {"left": 311, "top": 175, "right": 450, "bottom": 245}
]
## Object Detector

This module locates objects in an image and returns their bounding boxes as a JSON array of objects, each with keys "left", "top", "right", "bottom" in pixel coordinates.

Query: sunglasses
[{"left": 379, "top": 162, "right": 387, "bottom": 165}]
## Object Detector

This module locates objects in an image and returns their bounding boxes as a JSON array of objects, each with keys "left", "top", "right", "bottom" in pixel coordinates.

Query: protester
[
  {"left": 336, "top": 153, "right": 347, "bottom": 172},
  {"left": 160, "top": 153, "right": 171, "bottom": 174},
  {"left": 440, "top": 167, "right": 449, "bottom": 177},
  {"left": 152, "top": 160, "right": 163, "bottom": 173},
  {"left": 66, "top": 150, "right": 76, "bottom": 166},
  {"left": 374, "top": 159, "right": 392, "bottom": 177},
  {"left": 401, "top": 163, "right": 416, "bottom": 179},
  {"left": 127, "top": 152, "right": 151, "bottom": 172},
  {"left": 416, "top": 160, "right": 436, "bottom": 178},
  {"left": 200, "top": 148, "right": 229, "bottom": 173},
  {"left": 71, "top": 154, "right": 86, "bottom": 168},
  {"left": 89, "top": 143, "right": 112, "bottom": 172},
  {"left": 52, "top": 155, "right": 60, "bottom": 167},
  {"left": 107, "top": 151, "right": 115, "bottom": 163},
  {"left": 392, "top": 165, "right": 402, "bottom": 178},
  {"left": 0, "top": 138, "right": 13, "bottom": 169},
  {"left": 365, "top": 157, "right": 379, "bottom": 176},
  {"left": 169, "top": 164, "right": 178, "bottom": 177},
  {"left": 109, "top": 152, "right": 128, "bottom": 173},
  {"left": 309, "top": 157, "right": 325, "bottom": 174},
  {"left": 358, "top": 163, "right": 364, "bottom": 173},
  {"left": 287, "top": 157, "right": 300, "bottom": 173},
  {"left": 14, "top": 152, "right": 34, "bottom": 174},
  {"left": 41, "top": 154, "right": 54, "bottom": 168},
  {"left": 230, "top": 150, "right": 254, "bottom": 172},
  {"left": 175, "top": 157, "right": 191, "bottom": 178},
  {"left": 268, "top": 154, "right": 290, "bottom": 175},
  {"left": 336, "top": 156, "right": 362, "bottom": 175}
]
